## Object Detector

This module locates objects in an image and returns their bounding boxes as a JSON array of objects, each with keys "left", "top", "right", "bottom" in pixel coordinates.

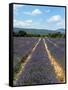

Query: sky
[{"left": 13, "top": 4, "right": 65, "bottom": 30}]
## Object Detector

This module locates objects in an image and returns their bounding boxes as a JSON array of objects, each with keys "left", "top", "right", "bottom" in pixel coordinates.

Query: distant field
[{"left": 13, "top": 37, "right": 65, "bottom": 86}]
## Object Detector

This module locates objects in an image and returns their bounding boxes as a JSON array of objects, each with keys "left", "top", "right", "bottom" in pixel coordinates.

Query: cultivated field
[{"left": 13, "top": 37, "right": 65, "bottom": 86}]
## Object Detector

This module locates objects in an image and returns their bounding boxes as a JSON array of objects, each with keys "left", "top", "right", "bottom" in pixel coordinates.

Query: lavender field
[
  {"left": 13, "top": 37, "right": 65, "bottom": 86},
  {"left": 12, "top": 3, "right": 66, "bottom": 86},
  {"left": 13, "top": 37, "right": 38, "bottom": 68}
]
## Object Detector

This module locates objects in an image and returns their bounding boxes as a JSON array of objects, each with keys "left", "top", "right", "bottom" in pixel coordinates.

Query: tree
[{"left": 18, "top": 31, "right": 27, "bottom": 36}]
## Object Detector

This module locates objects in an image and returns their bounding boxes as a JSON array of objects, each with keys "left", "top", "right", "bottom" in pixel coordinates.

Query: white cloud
[
  {"left": 47, "top": 15, "right": 62, "bottom": 22},
  {"left": 24, "top": 9, "right": 42, "bottom": 16},
  {"left": 32, "top": 9, "right": 42, "bottom": 15},
  {"left": 14, "top": 19, "right": 32, "bottom": 28},
  {"left": 24, "top": 9, "right": 49, "bottom": 16},
  {"left": 13, "top": 19, "right": 42, "bottom": 29},
  {"left": 25, "top": 20, "right": 32, "bottom": 23},
  {"left": 56, "top": 20, "right": 65, "bottom": 28},
  {"left": 47, "top": 15, "right": 65, "bottom": 29}
]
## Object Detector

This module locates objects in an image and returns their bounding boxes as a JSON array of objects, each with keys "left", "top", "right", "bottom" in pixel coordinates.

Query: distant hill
[
  {"left": 56, "top": 28, "right": 65, "bottom": 33},
  {"left": 13, "top": 28, "right": 65, "bottom": 35}
]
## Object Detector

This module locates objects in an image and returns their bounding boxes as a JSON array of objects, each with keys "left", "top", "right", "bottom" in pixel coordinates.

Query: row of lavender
[
  {"left": 45, "top": 38, "right": 65, "bottom": 70},
  {"left": 13, "top": 37, "right": 38, "bottom": 70}
]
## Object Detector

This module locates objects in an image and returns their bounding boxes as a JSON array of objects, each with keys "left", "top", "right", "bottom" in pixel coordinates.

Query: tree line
[{"left": 13, "top": 30, "right": 65, "bottom": 38}]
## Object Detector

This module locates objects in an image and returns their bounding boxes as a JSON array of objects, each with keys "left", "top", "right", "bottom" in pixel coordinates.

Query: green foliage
[
  {"left": 18, "top": 31, "right": 27, "bottom": 36},
  {"left": 13, "top": 30, "right": 27, "bottom": 36},
  {"left": 46, "top": 32, "right": 65, "bottom": 38},
  {"left": 13, "top": 30, "right": 65, "bottom": 38},
  {"left": 13, "top": 30, "right": 42, "bottom": 37}
]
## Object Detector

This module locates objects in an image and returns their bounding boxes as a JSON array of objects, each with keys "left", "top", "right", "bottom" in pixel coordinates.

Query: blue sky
[{"left": 13, "top": 4, "right": 65, "bottom": 30}]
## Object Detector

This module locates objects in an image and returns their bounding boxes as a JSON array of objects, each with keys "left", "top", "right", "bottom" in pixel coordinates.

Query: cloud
[
  {"left": 47, "top": 15, "right": 65, "bottom": 29},
  {"left": 14, "top": 19, "right": 32, "bottom": 28},
  {"left": 23, "top": 9, "right": 49, "bottom": 16},
  {"left": 25, "top": 20, "right": 32, "bottom": 23},
  {"left": 47, "top": 15, "right": 62, "bottom": 22},
  {"left": 13, "top": 19, "right": 42, "bottom": 29},
  {"left": 32, "top": 9, "right": 42, "bottom": 15},
  {"left": 56, "top": 20, "right": 65, "bottom": 28},
  {"left": 24, "top": 9, "right": 42, "bottom": 16}
]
